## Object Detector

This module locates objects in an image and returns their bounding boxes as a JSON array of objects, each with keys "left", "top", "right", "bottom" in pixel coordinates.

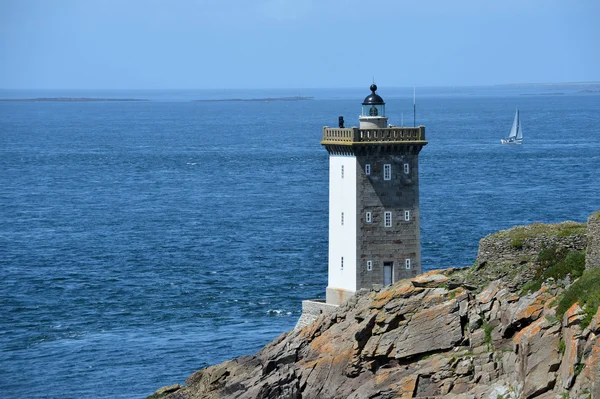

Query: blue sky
[{"left": 1, "top": 0, "right": 599, "bottom": 89}]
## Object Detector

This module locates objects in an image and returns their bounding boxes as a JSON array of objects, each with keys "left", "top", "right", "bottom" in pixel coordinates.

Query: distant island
[
  {"left": 521, "top": 92, "right": 565, "bottom": 96},
  {"left": 0, "top": 98, "right": 149, "bottom": 102},
  {"left": 193, "top": 96, "right": 314, "bottom": 103}
]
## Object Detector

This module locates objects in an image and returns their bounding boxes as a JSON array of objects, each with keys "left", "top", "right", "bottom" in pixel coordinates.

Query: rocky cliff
[{"left": 149, "top": 217, "right": 600, "bottom": 399}]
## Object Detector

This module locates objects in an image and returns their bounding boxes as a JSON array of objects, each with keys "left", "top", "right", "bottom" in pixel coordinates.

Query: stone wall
[
  {"left": 294, "top": 299, "right": 338, "bottom": 329},
  {"left": 356, "top": 151, "right": 421, "bottom": 288},
  {"left": 476, "top": 224, "right": 587, "bottom": 267},
  {"left": 586, "top": 211, "right": 600, "bottom": 270}
]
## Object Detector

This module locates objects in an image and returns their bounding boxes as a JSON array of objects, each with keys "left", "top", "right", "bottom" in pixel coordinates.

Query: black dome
[{"left": 362, "top": 84, "right": 385, "bottom": 105}]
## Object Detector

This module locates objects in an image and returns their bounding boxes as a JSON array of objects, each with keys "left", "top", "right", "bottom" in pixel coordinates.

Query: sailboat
[{"left": 501, "top": 108, "right": 523, "bottom": 145}]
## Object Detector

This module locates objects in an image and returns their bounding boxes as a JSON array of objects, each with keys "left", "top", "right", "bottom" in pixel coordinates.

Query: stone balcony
[
  {"left": 321, "top": 126, "right": 427, "bottom": 155},
  {"left": 321, "top": 126, "right": 426, "bottom": 145}
]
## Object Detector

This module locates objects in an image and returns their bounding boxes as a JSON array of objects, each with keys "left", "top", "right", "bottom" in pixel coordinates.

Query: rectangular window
[
  {"left": 404, "top": 210, "right": 410, "bottom": 221},
  {"left": 384, "top": 211, "right": 392, "bottom": 227},
  {"left": 365, "top": 164, "right": 371, "bottom": 175},
  {"left": 365, "top": 212, "right": 372, "bottom": 223},
  {"left": 341, "top": 212, "right": 344, "bottom": 225},
  {"left": 366, "top": 260, "right": 373, "bottom": 271},
  {"left": 405, "top": 259, "right": 411, "bottom": 269},
  {"left": 404, "top": 163, "right": 410, "bottom": 174},
  {"left": 383, "top": 164, "right": 391, "bottom": 180},
  {"left": 341, "top": 257, "right": 344, "bottom": 269},
  {"left": 341, "top": 165, "right": 344, "bottom": 178}
]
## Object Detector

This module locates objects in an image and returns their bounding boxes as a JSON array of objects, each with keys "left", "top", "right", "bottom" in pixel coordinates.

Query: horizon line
[{"left": 1, "top": 81, "right": 600, "bottom": 91}]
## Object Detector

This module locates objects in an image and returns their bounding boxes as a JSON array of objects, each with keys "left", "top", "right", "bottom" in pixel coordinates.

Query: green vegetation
[
  {"left": 483, "top": 319, "right": 494, "bottom": 350},
  {"left": 556, "top": 268, "right": 600, "bottom": 329},
  {"left": 491, "top": 221, "right": 586, "bottom": 241},
  {"left": 558, "top": 339, "right": 565, "bottom": 355},
  {"left": 521, "top": 280, "right": 542, "bottom": 295},
  {"left": 521, "top": 247, "right": 586, "bottom": 294},
  {"left": 510, "top": 237, "right": 524, "bottom": 249}
]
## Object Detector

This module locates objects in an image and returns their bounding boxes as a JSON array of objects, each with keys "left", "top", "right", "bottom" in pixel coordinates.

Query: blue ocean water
[{"left": 1, "top": 85, "right": 599, "bottom": 398}]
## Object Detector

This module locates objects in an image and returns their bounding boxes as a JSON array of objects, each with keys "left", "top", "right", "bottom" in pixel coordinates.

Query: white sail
[
  {"left": 501, "top": 108, "right": 523, "bottom": 145},
  {"left": 516, "top": 117, "right": 523, "bottom": 140},
  {"left": 508, "top": 109, "right": 519, "bottom": 139}
]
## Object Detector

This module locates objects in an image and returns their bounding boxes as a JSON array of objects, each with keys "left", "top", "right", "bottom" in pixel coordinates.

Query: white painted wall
[{"left": 327, "top": 155, "right": 357, "bottom": 293}]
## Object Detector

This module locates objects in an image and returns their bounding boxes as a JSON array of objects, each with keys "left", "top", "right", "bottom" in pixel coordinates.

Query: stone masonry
[
  {"left": 356, "top": 151, "right": 421, "bottom": 287},
  {"left": 294, "top": 299, "right": 338, "bottom": 329},
  {"left": 587, "top": 211, "right": 600, "bottom": 270}
]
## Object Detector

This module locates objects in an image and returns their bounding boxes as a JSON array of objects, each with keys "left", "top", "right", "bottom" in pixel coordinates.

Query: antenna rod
[{"left": 413, "top": 86, "right": 416, "bottom": 127}]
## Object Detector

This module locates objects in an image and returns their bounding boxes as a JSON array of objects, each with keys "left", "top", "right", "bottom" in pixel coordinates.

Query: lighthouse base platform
[{"left": 294, "top": 299, "right": 338, "bottom": 329}]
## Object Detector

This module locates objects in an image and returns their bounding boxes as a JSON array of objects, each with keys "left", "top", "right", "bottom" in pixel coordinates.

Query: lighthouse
[{"left": 320, "top": 84, "right": 428, "bottom": 305}]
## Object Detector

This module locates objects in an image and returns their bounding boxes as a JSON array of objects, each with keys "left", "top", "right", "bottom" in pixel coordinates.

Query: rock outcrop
[{"left": 149, "top": 217, "right": 600, "bottom": 399}]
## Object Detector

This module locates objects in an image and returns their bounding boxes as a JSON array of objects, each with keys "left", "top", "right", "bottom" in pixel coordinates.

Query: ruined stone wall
[
  {"left": 586, "top": 211, "right": 600, "bottom": 270},
  {"left": 476, "top": 226, "right": 587, "bottom": 267}
]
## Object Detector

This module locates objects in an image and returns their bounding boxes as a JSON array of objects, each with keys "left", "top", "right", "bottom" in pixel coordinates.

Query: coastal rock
[{"left": 150, "top": 217, "right": 600, "bottom": 399}]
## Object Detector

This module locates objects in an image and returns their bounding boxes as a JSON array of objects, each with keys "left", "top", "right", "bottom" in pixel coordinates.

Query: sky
[{"left": 0, "top": 0, "right": 599, "bottom": 89}]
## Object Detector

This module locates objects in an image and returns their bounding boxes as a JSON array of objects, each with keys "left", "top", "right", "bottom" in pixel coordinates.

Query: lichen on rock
[{"left": 149, "top": 215, "right": 600, "bottom": 399}]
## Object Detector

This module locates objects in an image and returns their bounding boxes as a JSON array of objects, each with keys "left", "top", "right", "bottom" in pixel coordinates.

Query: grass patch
[
  {"left": 556, "top": 268, "right": 600, "bottom": 329},
  {"left": 521, "top": 247, "right": 586, "bottom": 294},
  {"left": 510, "top": 237, "right": 524, "bottom": 249},
  {"left": 482, "top": 319, "right": 494, "bottom": 350},
  {"left": 490, "top": 221, "right": 586, "bottom": 241},
  {"left": 541, "top": 250, "right": 586, "bottom": 280},
  {"left": 521, "top": 280, "right": 542, "bottom": 295},
  {"left": 558, "top": 339, "right": 565, "bottom": 354}
]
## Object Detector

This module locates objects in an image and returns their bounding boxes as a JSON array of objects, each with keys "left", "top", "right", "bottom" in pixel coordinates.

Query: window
[
  {"left": 404, "top": 163, "right": 410, "bottom": 174},
  {"left": 384, "top": 212, "right": 392, "bottom": 227},
  {"left": 341, "top": 257, "right": 344, "bottom": 269},
  {"left": 365, "top": 164, "right": 371, "bottom": 175},
  {"left": 341, "top": 165, "right": 344, "bottom": 178},
  {"left": 383, "top": 164, "right": 391, "bottom": 180},
  {"left": 404, "top": 210, "right": 410, "bottom": 221},
  {"left": 341, "top": 212, "right": 344, "bottom": 225},
  {"left": 405, "top": 259, "right": 411, "bottom": 269},
  {"left": 365, "top": 212, "right": 372, "bottom": 223},
  {"left": 366, "top": 260, "right": 373, "bottom": 271}
]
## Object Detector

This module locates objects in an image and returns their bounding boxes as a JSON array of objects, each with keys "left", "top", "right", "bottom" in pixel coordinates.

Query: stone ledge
[{"left": 295, "top": 299, "right": 338, "bottom": 329}]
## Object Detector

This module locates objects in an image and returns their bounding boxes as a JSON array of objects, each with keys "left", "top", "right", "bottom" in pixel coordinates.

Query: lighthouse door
[{"left": 383, "top": 262, "right": 394, "bottom": 286}]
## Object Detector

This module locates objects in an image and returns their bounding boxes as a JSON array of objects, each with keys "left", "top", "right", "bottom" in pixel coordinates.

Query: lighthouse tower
[{"left": 321, "top": 84, "right": 428, "bottom": 305}]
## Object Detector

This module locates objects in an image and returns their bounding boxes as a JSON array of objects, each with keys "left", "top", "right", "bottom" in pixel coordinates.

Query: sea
[{"left": 1, "top": 84, "right": 599, "bottom": 398}]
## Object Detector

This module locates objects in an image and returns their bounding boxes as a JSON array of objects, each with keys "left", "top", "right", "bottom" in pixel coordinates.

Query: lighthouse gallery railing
[{"left": 321, "top": 126, "right": 426, "bottom": 145}]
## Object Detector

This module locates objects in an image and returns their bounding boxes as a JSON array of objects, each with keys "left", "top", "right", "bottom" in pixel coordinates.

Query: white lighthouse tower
[
  {"left": 321, "top": 84, "right": 428, "bottom": 305},
  {"left": 296, "top": 84, "right": 428, "bottom": 327}
]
